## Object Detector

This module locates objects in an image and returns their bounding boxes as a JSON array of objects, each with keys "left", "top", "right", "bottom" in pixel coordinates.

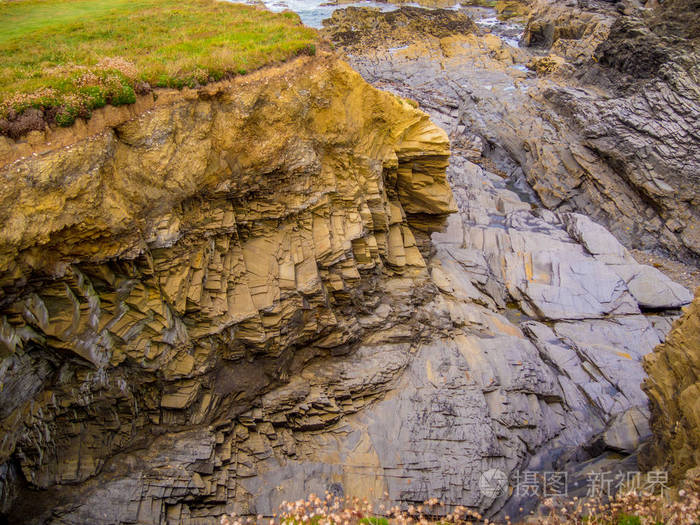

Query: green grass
[
  {"left": 0, "top": 0, "right": 318, "bottom": 131},
  {"left": 616, "top": 515, "right": 642, "bottom": 525},
  {"left": 359, "top": 518, "right": 389, "bottom": 525}
]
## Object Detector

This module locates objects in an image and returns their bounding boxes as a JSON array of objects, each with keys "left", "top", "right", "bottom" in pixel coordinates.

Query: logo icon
[{"left": 479, "top": 469, "right": 508, "bottom": 498}]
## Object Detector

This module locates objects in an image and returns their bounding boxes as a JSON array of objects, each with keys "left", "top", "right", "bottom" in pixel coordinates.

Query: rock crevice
[{"left": 0, "top": 54, "right": 455, "bottom": 523}]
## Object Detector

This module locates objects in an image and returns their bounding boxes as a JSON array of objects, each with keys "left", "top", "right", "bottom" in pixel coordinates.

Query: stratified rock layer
[
  {"left": 525, "top": 0, "right": 700, "bottom": 262},
  {"left": 0, "top": 54, "right": 455, "bottom": 523},
  {"left": 0, "top": 15, "right": 696, "bottom": 522},
  {"left": 643, "top": 291, "right": 700, "bottom": 484},
  {"left": 327, "top": 2, "right": 700, "bottom": 263}
]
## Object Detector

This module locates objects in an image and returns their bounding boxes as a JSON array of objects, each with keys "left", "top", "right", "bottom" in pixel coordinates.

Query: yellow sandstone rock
[
  {"left": 0, "top": 53, "right": 454, "bottom": 493},
  {"left": 643, "top": 289, "right": 700, "bottom": 483}
]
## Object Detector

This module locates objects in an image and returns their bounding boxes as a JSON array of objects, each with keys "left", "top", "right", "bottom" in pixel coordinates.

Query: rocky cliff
[
  {"left": 0, "top": 20, "right": 696, "bottom": 524},
  {"left": 643, "top": 290, "right": 700, "bottom": 484},
  {"left": 0, "top": 53, "right": 455, "bottom": 523},
  {"left": 333, "top": 0, "right": 700, "bottom": 265},
  {"left": 521, "top": 0, "right": 700, "bottom": 263}
]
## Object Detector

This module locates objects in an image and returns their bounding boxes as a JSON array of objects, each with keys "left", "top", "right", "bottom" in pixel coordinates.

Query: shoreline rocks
[
  {"left": 0, "top": 2, "right": 697, "bottom": 522},
  {"left": 319, "top": 3, "right": 696, "bottom": 519},
  {"left": 326, "top": 2, "right": 700, "bottom": 264},
  {"left": 643, "top": 290, "right": 700, "bottom": 485}
]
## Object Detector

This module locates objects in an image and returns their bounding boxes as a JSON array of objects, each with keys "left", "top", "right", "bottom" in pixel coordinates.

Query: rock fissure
[{"left": 1, "top": 0, "right": 699, "bottom": 522}]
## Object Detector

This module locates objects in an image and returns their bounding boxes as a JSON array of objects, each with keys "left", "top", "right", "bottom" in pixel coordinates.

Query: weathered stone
[
  {"left": 329, "top": 2, "right": 700, "bottom": 263},
  {"left": 521, "top": 0, "right": 614, "bottom": 61},
  {"left": 321, "top": 6, "right": 478, "bottom": 53},
  {"left": 1, "top": 3, "right": 697, "bottom": 522},
  {"left": 643, "top": 290, "right": 700, "bottom": 484},
  {"left": 562, "top": 213, "right": 693, "bottom": 308},
  {"left": 0, "top": 53, "right": 455, "bottom": 523},
  {"left": 602, "top": 406, "right": 651, "bottom": 453}
]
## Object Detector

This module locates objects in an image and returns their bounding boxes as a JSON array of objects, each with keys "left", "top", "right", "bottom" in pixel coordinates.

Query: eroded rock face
[
  {"left": 327, "top": 2, "right": 700, "bottom": 264},
  {"left": 521, "top": 0, "right": 614, "bottom": 62},
  {"left": 643, "top": 291, "right": 700, "bottom": 484},
  {"left": 0, "top": 9, "right": 696, "bottom": 522},
  {"left": 525, "top": 0, "right": 700, "bottom": 262},
  {"left": 321, "top": 6, "right": 479, "bottom": 53},
  {"left": 313, "top": 6, "right": 693, "bottom": 520},
  {"left": 0, "top": 54, "right": 455, "bottom": 523}
]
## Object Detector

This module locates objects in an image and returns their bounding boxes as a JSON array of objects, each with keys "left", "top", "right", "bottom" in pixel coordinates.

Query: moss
[
  {"left": 109, "top": 84, "right": 136, "bottom": 106},
  {"left": 617, "top": 515, "right": 642, "bottom": 525},
  {"left": 359, "top": 518, "right": 389, "bottom": 525},
  {"left": 55, "top": 105, "right": 78, "bottom": 127},
  {"left": 80, "top": 86, "right": 107, "bottom": 110}
]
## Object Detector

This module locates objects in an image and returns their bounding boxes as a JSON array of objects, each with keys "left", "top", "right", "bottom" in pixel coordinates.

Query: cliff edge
[{"left": 0, "top": 53, "right": 454, "bottom": 523}]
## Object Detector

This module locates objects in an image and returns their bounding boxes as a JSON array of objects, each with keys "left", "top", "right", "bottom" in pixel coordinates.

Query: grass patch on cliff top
[{"left": 0, "top": 0, "right": 318, "bottom": 135}]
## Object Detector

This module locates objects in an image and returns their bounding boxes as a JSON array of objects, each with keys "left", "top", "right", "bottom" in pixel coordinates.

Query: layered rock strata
[
  {"left": 643, "top": 291, "right": 700, "bottom": 484},
  {"left": 524, "top": 0, "right": 700, "bottom": 262},
  {"left": 0, "top": 12, "right": 697, "bottom": 523},
  {"left": 325, "top": 2, "right": 700, "bottom": 263},
  {"left": 0, "top": 54, "right": 456, "bottom": 523}
]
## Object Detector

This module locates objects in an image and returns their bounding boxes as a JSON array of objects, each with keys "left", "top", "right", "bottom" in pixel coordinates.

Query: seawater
[
  {"left": 225, "top": 0, "right": 523, "bottom": 41},
  {"left": 226, "top": 0, "right": 402, "bottom": 28}
]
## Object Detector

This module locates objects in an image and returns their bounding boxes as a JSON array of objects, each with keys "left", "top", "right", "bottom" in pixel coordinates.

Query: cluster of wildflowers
[
  {"left": 0, "top": 59, "right": 140, "bottom": 133},
  {"left": 220, "top": 480, "right": 699, "bottom": 525},
  {"left": 540, "top": 484, "right": 699, "bottom": 525},
  {"left": 221, "top": 494, "right": 491, "bottom": 525},
  {"left": 95, "top": 57, "right": 139, "bottom": 79}
]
